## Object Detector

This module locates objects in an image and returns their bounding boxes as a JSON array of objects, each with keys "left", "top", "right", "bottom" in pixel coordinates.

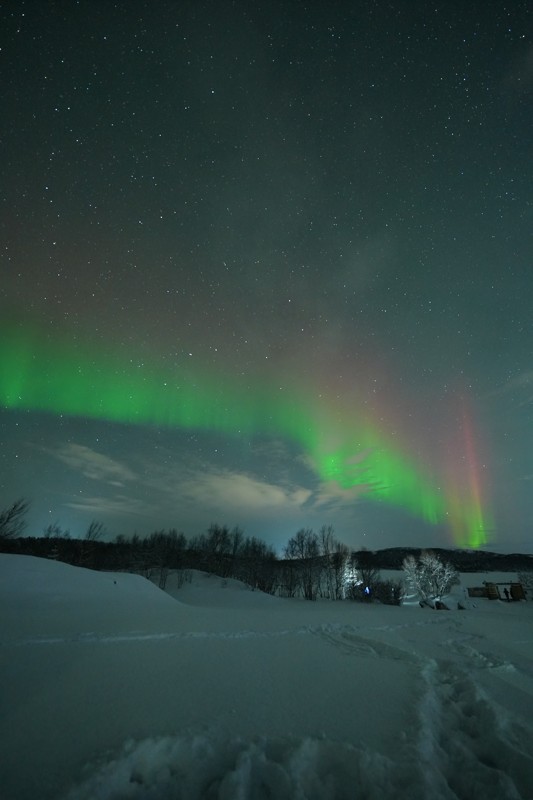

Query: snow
[{"left": 1, "top": 555, "right": 532, "bottom": 799}]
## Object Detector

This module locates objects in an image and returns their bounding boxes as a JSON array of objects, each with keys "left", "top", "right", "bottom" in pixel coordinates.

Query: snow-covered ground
[{"left": 1, "top": 555, "right": 532, "bottom": 799}]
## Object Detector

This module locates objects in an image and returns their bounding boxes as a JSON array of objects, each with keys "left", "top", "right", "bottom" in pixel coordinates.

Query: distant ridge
[{"left": 361, "top": 547, "right": 533, "bottom": 572}]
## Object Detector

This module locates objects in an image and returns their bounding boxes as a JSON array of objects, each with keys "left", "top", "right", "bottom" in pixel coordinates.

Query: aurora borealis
[
  {"left": 1, "top": 1, "right": 531, "bottom": 551},
  {"left": 0, "top": 320, "right": 493, "bottom": 548}
]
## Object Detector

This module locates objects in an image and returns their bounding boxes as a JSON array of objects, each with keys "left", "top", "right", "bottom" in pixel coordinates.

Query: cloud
[
  {"left": 65, "top": 494, "right": 152, "bottom": 517},
  {"left": 172, "top": 461, "right": 368, "bottom": 518},
  {"left": 313, "top": 480, "right": 371, "bottom": 510},
  {"left": 51, "top": 443, "right": 138, "bottom": 485},
  {"left": 179, "top": 469, "right": 312, "bottom": 514}
]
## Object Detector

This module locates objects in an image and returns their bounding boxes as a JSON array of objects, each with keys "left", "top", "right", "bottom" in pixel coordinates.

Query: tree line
[
  {"left": 0, "top": 499, "right": 405, "bottom": 603},
  {"left": 1, "top": 498, "right": 530, "bottom": 604}
]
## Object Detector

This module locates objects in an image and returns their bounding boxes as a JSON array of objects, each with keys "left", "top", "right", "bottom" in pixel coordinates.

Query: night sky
[{"left": 1, "top": 1, "right": 532, "bottom": 552}]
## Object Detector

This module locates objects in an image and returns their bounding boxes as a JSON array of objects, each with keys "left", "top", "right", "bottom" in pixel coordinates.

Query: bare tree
[
  {"left": 278, "top": 558, "right": 302, "bottom": 598},
  {"left": 284, "top": 529, "right": 321, "bottom": 600},
  {"left": 0, "top": 498, "right": 29, "bottom": 540},
  {"left": 189, "top": 523, "right": 234, "bottom": 575},
  {"left": 318, "top": 525, "right": 349, "bottom": 600},
  {"left": 85, "top": 520, "right": 106, "bottom": 541},
  {"left": 237, "top": 536, "right": 277, "bottom": 593},
  {"left": 346, "top": 549, "right": 381, "bottom": 601},
  {"left": 143, "top": 529, "right": 186, "bottom": 588},
  {"left": 229, "top": 526, "right": 244, "bottom": 560},
  {"left": 330, "top": 544, "right": 349, "bottom": 600},
  {"left": 43, "top": 522, "right": 70, "bottom": 539}
]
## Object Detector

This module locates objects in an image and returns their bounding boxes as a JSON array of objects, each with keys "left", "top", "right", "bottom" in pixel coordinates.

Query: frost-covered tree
[{"left": 402, "top": 551, "right": 459, "bottom": 605}]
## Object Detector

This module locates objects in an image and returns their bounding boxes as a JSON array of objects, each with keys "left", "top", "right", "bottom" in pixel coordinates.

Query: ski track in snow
[
  {"left": 6, "top": 626, "right": 314, "bottom": 647},
  {"left": 314, "top": 625, "right": 533, "bottom": 800},
  {"left": 3, "top": 616, "right": 471, "bottom": 648},
  {"left": 45, "top": 621, "right": 533, "bottom": 800},
  {"left": 416, "top": 658, "right": 533, "bottom": 800}
]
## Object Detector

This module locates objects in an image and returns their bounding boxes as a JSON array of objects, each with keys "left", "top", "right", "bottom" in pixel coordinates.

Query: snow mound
[
  {"left": 162, "top": 569, "right": 281, "bottom": 608},
  {"left": 63, "top": 733, "right": 395, "bottom": 800},
  {"left": 0, "top": 554, "right": 168, "bottom": 600},
  {"left": 0, "top": 554, "right": 182, "bottom": 640}
]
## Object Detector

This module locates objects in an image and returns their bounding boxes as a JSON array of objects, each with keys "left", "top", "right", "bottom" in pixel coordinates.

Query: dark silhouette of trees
[
  {"left": 318, "top": 525, "right": 349, "bottom": 600},
  {"left": 0, "top": 499, "right": 29, "bottom": 540},
  {"left": 85, "top": 520, "right": 106, "bottom": 541},
  {"left": 43, "top": 522, "right": 70, "bottom": 539},
  {"left": 3, "top": 507, "right": 530, "bottom": 608},
  {"left": 189, "top": 523, "right": 235, "bottom": 576},
  {"left": 279, "top": 526, "right": 362, "bottom": 601},
  {"left": 283, "top": 529, "right": 322, "bottom": 600},
  {"left": 345, "top": 549, "right": 382, "bottom": 601},
  {"left": 234, "top": 536, "right": 278, "bottom": 593},
  {"left": 143, "top": 529, "right": 187, "bottom": 588}
]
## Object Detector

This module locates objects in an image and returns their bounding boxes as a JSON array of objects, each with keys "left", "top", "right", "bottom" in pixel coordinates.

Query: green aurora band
[{"left": 0, "top": 324, "right": 492, "bottom": 546}]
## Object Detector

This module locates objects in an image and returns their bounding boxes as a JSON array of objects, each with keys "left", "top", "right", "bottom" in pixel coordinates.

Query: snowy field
[{"left": 1, "top": 555, "right": 533, "bottom": 799}]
